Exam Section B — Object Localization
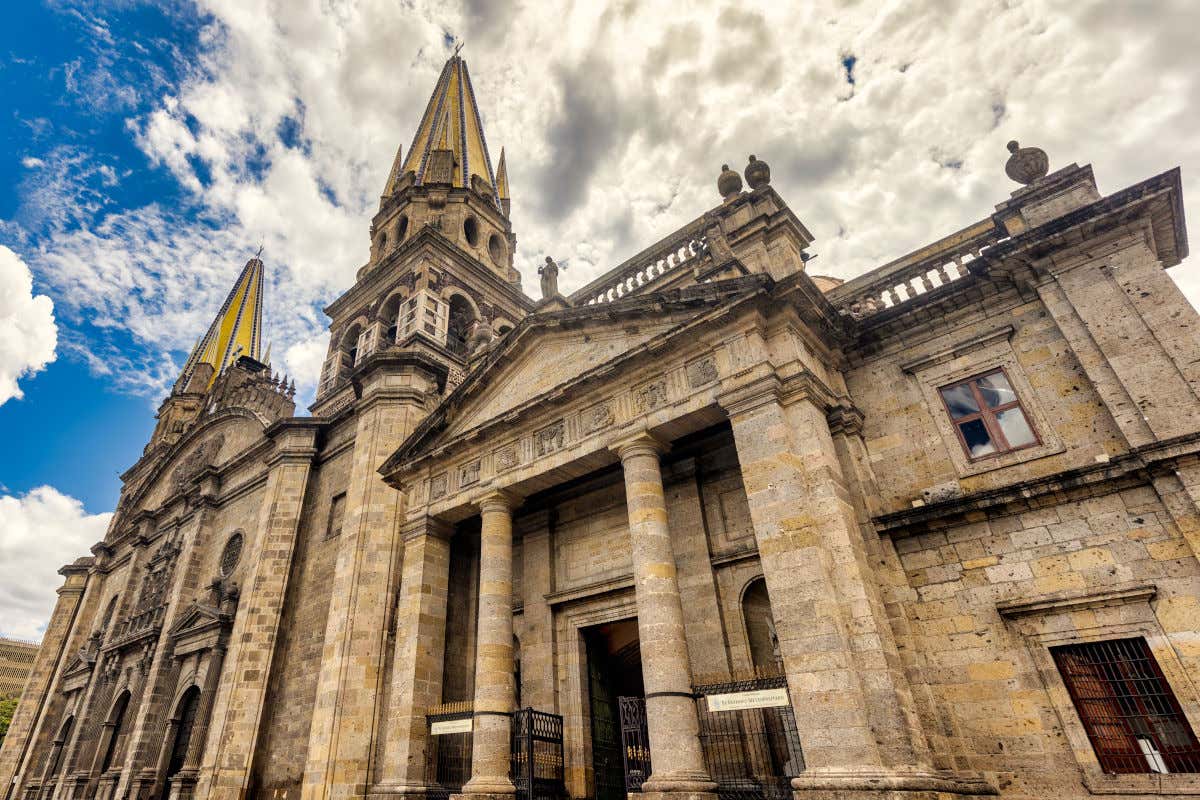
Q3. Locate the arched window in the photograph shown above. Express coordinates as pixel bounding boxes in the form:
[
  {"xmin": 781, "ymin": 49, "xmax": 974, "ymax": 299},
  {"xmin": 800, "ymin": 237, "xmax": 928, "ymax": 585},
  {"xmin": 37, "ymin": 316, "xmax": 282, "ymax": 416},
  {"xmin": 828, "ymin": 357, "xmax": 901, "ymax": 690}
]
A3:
[
  {"xmin": 100, "ymin": 596, "xmax": 118, "ymax": 633},
  {"xmin": 488, "ymin": 234, "xmax": 505, "ymax": 265},
  {"xmin": 343, "ymin": 324, "xmax": 362, "ymax": 369},
  {"xmin": 446, "ymin": 295, "xmax": 476, "ymax": 358},
  {"xmin": 101, "ymin": 690, "xmax": 131, "ymax": 772},
  {"xmin": 381, "ymin": 294, "xmax": 404, "ymax": 344},
  {"xmin": 463, "ymin": 215, "xmax": 480, "ymax": 247},
  {"xmin": 742, "ymin": 578, "xmax": 781, "ymax": 670},
  {"xmin": 165, "ymin": 687, "xmax": 201, "ymax": 783},
  {"xmin": 46, "ymin": 715, "xmax": 74, "ymax": 777},
  {"xmin": 397, "ymin": 215, "xmax": 409, "ymax": 242}
]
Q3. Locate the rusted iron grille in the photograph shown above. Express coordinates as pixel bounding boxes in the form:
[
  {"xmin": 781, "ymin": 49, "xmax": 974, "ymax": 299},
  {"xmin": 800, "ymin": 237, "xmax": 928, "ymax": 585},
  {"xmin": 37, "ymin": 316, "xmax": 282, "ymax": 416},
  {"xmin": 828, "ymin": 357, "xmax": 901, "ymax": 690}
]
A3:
[
  {"xmin": 511, "ymin": 708, "xmax": 565, "ymax": 800},
  {"xmin": 618, "ymin": 696, "xmax": 651, "ymax": 792},
  {"xmin": 694, "ymin": 674, "xmax": 805, "ymax": 800},
  {"xmin": 1052, "ymin": 637, "xmax": 1200, "ymax": 774}
]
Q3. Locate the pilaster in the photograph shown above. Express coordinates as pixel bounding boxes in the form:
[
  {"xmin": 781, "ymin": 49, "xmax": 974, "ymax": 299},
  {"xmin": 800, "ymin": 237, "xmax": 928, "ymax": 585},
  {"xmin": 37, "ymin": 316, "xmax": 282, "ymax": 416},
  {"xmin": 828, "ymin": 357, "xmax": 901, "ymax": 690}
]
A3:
[
  {"xmin": 302, "ymin": 357, "xmax": 440, "ymax": 800},
  {"xmin": 719, "ymin": 380, "xmax": 993, "ymax": 798},
  {"xmin": 0, "ymin": 562, "xmax": 91, "ymax": 799},
  {"xmin": 198, "ymin": 421, "xmax": 318, "ymax": 800}
]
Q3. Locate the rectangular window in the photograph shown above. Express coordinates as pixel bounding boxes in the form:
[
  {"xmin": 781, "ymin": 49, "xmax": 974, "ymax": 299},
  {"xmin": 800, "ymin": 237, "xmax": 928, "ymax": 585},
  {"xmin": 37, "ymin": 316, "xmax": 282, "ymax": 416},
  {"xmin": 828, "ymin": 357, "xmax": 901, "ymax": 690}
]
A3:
[
  {"xmin": 939, "ymin": 368, "xmax": 1038, "ymax": 459},
  {"xmin": 327, "ymin": 492, "xmax": 347, "ymax": 539},
  {"xmin": 1052, "ymin": 638, "xmax": 1200, "ymax": 774}
]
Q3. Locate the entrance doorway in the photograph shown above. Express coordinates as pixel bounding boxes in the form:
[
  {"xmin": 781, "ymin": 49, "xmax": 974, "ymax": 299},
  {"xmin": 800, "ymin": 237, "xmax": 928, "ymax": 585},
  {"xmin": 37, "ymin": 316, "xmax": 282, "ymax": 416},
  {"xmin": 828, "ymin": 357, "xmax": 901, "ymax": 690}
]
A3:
[{"xmin": 584, "ymin": 619, "xmax": 645, "ymax": 800}]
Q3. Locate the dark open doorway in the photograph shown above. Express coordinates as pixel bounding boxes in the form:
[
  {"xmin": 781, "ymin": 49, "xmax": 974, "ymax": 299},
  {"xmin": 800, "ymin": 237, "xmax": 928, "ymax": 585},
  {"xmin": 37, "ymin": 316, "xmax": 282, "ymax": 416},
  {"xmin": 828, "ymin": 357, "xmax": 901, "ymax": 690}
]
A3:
[{"xmin": 585, "ymin": 619, "xmax": 644, "ymax": 800}]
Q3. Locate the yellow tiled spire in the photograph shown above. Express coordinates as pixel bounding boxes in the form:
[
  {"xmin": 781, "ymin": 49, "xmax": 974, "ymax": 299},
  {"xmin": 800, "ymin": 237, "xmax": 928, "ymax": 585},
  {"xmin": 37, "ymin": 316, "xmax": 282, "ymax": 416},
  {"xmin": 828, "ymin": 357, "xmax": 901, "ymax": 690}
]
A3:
[
  {"xmin": 495, "ymin": 147, "xmax": 509, "ymax": 201},
  {"xmin": 176, "ymin": 256, "xmax": 265, "ymax": 390},
  {"xmin": 399, "ymin": 54, "xmax": 503, "ymax": 209}
]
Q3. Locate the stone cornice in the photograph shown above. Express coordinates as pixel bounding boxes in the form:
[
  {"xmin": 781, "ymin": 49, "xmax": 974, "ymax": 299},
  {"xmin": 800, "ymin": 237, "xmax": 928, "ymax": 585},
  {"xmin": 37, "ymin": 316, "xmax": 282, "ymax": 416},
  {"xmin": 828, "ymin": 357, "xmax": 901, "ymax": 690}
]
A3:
[
  {"xmin": 997, "ymin": 583, "xmax": 1156, "ymax": 619},
  {"xmin": 716, "ymin": 367, "xmax": 840, "ymax": 419},
  {"xmin": 875, "ymin": 430, "xmax": 1200, "ymax": 535},
  {"xmin": 400, "ymin": 515, "xmax": 455, "ymax": 543}
]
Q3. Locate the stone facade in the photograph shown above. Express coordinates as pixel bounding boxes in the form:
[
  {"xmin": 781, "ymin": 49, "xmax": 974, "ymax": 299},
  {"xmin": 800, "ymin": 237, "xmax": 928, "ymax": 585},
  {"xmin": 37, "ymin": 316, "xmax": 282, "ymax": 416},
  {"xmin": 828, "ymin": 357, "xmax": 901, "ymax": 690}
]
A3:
[{"xmin": 3, "ymin": 56, "xmax": 1200, "ymax": 800}]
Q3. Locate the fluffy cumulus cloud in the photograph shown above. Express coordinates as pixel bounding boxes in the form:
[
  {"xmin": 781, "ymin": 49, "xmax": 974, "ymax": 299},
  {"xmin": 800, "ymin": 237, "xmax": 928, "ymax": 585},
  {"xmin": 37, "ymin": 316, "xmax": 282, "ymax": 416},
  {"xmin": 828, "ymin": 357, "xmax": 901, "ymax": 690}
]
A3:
[
  {"xmin": 0, "ymin": 246, "xmax": 57, "ymax": 406},
  {"xmin": 14, "ymin": 0, "xmax": 1200, "ymax": 404},
  {"xmin": 0, "ymin": 487, "xmax": 112, "ymax": 641}
]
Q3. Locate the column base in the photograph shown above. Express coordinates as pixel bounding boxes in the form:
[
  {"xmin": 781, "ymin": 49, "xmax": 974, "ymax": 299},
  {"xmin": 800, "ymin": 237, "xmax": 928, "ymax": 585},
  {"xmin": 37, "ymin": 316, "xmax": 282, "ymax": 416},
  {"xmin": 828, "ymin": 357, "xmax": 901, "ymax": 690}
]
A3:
[
  {"xmin": 368, "ymin": 784, "xmax": 439, "ymax": 800},
  {"xmin": 641, "ymin": 770, "xmax": 718, "ymax": 798},
  {"xmin": 791, "ymin": 768, "xmax": 996, "ymax": 799}
]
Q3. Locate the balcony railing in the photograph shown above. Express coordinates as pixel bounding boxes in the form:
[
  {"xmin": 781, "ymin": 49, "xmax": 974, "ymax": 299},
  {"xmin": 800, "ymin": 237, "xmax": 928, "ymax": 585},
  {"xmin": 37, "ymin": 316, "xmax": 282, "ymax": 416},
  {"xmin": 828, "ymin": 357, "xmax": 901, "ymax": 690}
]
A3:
[
  {"xmin": 569, "ymin": 217, "xmax": 710, "ymax": 306},
  {"xmin": 828, "ymin": 219, "xmax": 1005, "ymax": 320}
]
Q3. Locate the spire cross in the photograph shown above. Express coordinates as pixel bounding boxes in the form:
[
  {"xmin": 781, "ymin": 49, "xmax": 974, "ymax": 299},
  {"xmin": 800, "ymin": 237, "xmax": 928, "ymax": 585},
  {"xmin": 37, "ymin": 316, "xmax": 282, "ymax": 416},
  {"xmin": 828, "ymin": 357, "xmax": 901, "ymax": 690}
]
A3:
[
  {"xmin": 454, "ymin": 39, "xmax": 465, "ymax": 56},
  {"xmin": 255, "ymin": 243, "xmax": 265, "ymax": 260}
]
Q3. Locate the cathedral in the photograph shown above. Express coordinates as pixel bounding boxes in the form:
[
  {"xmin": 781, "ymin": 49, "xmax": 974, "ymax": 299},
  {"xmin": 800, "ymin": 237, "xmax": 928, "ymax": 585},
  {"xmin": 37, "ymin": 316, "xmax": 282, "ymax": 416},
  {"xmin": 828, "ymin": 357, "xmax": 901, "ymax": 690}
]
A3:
[{"xmin": 4, "ymin": 53, "xmax": 1200, "ymax": 800}]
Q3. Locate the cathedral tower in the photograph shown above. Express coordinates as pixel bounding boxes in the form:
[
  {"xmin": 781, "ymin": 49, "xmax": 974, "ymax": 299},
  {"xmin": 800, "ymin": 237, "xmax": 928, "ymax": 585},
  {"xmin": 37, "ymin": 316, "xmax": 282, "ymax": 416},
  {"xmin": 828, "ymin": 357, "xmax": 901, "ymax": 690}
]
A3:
[
  {"xmin": 313, "ymin": 53, "xmax": 533, "ymax": 412},
  {"xmin": 149, "ymin": 255, "xmax": 283, "ymax": 449}
]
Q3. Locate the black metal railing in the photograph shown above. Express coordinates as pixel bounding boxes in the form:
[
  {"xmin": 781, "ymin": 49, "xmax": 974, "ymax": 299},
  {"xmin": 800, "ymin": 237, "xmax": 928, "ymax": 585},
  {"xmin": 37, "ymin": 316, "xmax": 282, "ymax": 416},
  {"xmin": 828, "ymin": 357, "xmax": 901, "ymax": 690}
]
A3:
[
  {"xmin": 425, "ymin": 705, "xmax": 566, "ymax": 800},
  {"xmin": 618, "ymin": 697, "xmax": 652, "ymax": 792},
  {"xmin": 694, "ymin": 672, "xmax": 804, "ymax": 800},
  {"xmin": 511, "ymin": 709, "xmax": 565, "ymax": 800},
  {"xmin": 426, "ymin": 702, "xmax": 474, "ymax": 800}
]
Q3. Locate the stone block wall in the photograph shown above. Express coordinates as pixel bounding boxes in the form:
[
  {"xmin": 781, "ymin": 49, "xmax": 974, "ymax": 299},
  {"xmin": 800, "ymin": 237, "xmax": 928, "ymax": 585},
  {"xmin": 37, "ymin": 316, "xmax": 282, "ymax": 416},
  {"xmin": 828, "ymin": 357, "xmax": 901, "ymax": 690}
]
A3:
[{"xmin": 891, "ymin": 483, "xmax": 1200, "ymax": 798}]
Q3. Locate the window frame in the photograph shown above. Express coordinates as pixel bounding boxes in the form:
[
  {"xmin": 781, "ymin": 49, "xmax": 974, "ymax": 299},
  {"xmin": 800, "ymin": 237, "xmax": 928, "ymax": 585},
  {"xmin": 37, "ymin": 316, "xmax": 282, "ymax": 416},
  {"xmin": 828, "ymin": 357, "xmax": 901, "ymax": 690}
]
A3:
[
  {"xmin": 938, "ymin": 367, "xmax": 1040, "ymax": 461},
  {"xmin": 326, "ymin": 492, "xmax": 347, "ymax": 540},
  {"xmin": 1051, "ymin": 637, "xmax": 1200, "ymax": 775}
]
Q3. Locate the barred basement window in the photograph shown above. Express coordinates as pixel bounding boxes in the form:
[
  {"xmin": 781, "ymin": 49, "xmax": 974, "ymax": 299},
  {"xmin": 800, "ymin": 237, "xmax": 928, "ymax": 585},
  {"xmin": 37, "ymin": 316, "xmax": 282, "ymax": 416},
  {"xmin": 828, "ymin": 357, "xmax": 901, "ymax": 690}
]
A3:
[
  {"xmin": 1052, "ymin": 638, "xmax": 1200, "ymax": 774},
  {"xmin": 938, "ymin": 368, "xmax": 1038, "ymax": 459}
]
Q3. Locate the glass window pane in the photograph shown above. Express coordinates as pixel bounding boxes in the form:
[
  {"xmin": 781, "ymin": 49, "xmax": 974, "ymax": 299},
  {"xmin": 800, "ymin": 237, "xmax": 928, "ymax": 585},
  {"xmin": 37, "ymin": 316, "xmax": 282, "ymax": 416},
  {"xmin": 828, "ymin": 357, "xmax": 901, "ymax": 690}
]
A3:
[
  {"xmin": 996, "ymin": 407, "xmax": 1036, "ymax": 448},
  {"xmin": 976, "ymin": 372, "xmax": 1017, "ymax": 408},
  {"xmin": 940, "ymin": 384, "xmax": 980, "ymax": 418},
  {"xmin": 958, "ymin": 418, "xmax": 996, "ymax": 457}
]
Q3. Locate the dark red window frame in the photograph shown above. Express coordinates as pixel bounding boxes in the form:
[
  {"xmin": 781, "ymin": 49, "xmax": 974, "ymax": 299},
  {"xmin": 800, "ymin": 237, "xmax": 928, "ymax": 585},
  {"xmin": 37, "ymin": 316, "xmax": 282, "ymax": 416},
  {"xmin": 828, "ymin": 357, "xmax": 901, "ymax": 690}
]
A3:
[
  {"xmin": 938, "ymin": 368, "xmax": 1039, "ymax": 460},
  {"xmin": 1052, "ymin": 637, "xmax": 1200, "ymax": 774}
]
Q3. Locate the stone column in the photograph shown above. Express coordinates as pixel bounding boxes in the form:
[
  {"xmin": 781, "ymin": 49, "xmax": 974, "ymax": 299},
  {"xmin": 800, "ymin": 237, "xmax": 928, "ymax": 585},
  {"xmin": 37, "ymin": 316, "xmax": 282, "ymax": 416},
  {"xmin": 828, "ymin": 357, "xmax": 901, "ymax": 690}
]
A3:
[
  {"xmin": 612, "ymin": 433, "xmax": 716, "ymax": 800},
  {"xmin": 721, "ymin": 379, "xmax": 991, "ymax": 799},
  {"xmin": 374, "ymin": 516, "xmax": 453, "ymax": 798},
  {"xmin": 456, "ymin": 491, "xmax": 520, "ymax": 800}
]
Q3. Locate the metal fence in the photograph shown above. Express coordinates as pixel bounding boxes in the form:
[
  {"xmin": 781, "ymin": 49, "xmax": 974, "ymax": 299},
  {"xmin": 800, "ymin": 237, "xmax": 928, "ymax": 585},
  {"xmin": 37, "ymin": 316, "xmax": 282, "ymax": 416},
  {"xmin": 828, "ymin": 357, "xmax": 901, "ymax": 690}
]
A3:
[
  {"xmin": 426, "ymin": 703, "xmax": 474, "ymax": 800},
  {"xmin": 511, "ymin": 709, "xmax": 566, "ymax": 800},
  {"xmin": 694, "ymin": 672, "xmax": 804, "ymax": 800},
  {"xmin": 425, "ymin": 705, "xmax": 565, "ymax": 800}
]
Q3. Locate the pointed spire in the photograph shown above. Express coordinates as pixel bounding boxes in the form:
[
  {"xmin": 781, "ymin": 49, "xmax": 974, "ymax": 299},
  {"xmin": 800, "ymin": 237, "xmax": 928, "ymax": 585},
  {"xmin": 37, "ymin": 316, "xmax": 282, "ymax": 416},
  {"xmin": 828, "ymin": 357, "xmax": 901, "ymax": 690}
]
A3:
[
  {"xmin": 381, "ymin": 143, "xmax": 405, "ymax": 200},
  {"xmin": 176, "ymin": 255, "xmax": 266, "ymax": 391},
  {"xmin": 496, "ymin": 147, "xmax": 510, "ymax": 215},
  {"xmin": 398, "ymin": 53, "xmax": 503, "ymax": 210}
]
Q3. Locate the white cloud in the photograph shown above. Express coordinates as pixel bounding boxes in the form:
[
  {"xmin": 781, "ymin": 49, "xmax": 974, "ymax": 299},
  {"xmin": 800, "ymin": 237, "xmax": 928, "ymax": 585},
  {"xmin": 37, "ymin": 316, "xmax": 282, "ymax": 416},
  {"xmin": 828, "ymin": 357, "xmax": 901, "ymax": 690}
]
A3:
[
  {"xmin": 12, "ymin": 0, "xmax": 1200, "ymax": 407},
  {"xmin": 0, "ymin": 246, "xmax": 57, "ymax": 405},
  {"xmin": 0, "ymin": 486, "xmax": 111, "ymax": 642}
]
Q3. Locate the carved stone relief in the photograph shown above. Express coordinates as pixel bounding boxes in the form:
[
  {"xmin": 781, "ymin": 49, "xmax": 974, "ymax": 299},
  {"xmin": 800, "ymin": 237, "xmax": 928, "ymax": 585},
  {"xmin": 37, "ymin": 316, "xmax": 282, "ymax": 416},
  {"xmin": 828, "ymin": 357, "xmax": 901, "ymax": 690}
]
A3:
[
  {"xmin": 634, "ymin": 380, "xmax": 668, "ymax": 413},
  {"xmin": 686, "ymin": 357, "xmax": 718, "ymax": 388},
  {"xmin": 535, "ymin": 421, "xmax": 565, "ymax": 457}
]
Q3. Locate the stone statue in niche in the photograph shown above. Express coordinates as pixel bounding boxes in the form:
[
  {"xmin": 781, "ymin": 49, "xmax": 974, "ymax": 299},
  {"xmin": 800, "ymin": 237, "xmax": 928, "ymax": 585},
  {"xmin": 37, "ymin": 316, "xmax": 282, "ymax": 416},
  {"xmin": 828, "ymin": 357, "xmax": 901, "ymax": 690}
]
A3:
[{"xmin": 538, "ymin": 256, "xmax": 563, "ymax": 300}]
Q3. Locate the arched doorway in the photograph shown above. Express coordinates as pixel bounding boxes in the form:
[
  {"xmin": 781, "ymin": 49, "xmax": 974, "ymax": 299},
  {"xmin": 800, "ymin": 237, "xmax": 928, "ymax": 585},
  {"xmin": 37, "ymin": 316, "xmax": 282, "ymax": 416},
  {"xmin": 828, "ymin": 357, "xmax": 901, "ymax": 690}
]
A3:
[
  {"xmin": 162, "ymin": 687, "xmax": 201, "ymax": 799},
  {"xmin": 742, "ymin": 577, "xmax": 782, "ymax": 670}
]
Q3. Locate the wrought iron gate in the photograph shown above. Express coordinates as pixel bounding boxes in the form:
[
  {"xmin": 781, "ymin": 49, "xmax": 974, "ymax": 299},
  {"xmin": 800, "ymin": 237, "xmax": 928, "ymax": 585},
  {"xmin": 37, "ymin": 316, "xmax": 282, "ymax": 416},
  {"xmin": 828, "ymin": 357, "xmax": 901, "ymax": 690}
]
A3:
[
  {"xmin": 426, "ymin": 703, "xmax": 474, "ymax": 800},
  {"xmin": 511, "ymin": 708, "xmax": 565, "ymax": 800},
  {"xmin": 694, "ymin": 673, "xmax": 804, "ymax": 800},
  {"xmin": 618, "ymin": 696, "xmax": 652, "ymax": 792}
]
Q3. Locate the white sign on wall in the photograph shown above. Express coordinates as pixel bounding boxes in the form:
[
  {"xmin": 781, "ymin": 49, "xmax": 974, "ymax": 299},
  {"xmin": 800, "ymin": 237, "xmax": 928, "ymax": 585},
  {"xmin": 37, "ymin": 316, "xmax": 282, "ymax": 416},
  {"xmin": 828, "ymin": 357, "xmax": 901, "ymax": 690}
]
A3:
[
  {"xmin": 430, "ymin": 717, "xmax": 473, "ymax": 735},
  {"xmin": 705, "ymin": 688, "xmax": 790, "ymax": 712}
]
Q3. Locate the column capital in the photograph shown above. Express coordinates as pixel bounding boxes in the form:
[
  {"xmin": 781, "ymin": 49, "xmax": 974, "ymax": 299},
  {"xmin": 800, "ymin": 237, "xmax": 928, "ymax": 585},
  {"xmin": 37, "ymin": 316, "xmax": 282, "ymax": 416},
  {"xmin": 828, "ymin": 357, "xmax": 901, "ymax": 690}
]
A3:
[
  {"xmin": 611, "ymin": 431, "xmax": 669, "ymax": 462},
  {"xmin": 717, "ymin": 369, "xmax": 837, "ymax": 420},
  {"xmin": 476, "ymin": 489, "xmax": 522, "ymax": 515},
  {"xmin": 400, "ymin": 515, "xmax": 455, "ymax": 543}
]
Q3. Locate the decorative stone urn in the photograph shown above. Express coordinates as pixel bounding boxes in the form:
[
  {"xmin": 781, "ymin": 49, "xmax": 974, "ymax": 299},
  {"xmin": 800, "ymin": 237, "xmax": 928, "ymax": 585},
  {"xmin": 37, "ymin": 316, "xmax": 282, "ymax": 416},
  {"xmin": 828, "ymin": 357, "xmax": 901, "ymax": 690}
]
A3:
[
  {"xmin": 1004, "ymin": 140, "xmax": 1049, "ymax": 185},
  {"xmin": 744, "ymin": 154, "xmax": 771, "ymax": 189},
  {"xmin": 718, "ymin": 164, "xmax": 743, "ymax": 199}
]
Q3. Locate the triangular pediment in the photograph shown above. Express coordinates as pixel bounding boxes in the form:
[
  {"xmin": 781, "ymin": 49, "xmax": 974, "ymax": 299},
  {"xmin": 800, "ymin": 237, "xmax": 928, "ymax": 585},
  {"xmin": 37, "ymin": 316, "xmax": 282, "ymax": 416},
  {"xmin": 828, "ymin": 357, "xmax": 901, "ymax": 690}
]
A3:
[
  {"xmin": 382, "ymin": 276, "xmax": 772, "ymax": 473},
  {"xmin": 168, "ymin": 602, "xmax": 223, "ymax": 638}
]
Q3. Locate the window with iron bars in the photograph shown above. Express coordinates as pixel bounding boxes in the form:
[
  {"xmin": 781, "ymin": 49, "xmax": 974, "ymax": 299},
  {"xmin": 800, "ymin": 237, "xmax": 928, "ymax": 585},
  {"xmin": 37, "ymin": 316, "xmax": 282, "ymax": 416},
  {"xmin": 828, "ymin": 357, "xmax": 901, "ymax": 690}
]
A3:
[{"xmin": 1052, "ymin": 637, "xmax": 1200, "ymax": 774}]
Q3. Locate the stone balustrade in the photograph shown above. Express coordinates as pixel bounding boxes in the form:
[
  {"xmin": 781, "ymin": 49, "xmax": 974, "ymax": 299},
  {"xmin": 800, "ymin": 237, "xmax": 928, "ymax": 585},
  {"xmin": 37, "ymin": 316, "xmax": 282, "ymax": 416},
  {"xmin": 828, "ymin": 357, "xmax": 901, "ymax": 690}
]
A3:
[
  {"xmin": 569, "ymin": 218, "xmax": 709, "ymax": 306},
  {"xmin": 828, "ymin": 219, "xmax": 1006, "ymax": 320}
]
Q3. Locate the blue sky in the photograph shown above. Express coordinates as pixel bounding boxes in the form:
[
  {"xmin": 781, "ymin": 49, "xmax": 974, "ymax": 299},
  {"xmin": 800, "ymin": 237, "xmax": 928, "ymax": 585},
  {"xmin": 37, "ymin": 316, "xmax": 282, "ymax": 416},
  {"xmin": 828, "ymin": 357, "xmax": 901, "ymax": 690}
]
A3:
[{"xmin": 1, "ymin": 0, "xmax": 1198, "ymax": 640}]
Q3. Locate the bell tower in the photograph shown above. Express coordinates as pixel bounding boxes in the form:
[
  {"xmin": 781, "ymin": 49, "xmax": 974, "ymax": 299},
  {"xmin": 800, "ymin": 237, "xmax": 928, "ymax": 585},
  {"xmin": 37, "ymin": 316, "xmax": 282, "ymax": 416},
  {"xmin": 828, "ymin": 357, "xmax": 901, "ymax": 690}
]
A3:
[{"xmin": 312, "ymin": 53, "xmax": 533, "ymax": 412}]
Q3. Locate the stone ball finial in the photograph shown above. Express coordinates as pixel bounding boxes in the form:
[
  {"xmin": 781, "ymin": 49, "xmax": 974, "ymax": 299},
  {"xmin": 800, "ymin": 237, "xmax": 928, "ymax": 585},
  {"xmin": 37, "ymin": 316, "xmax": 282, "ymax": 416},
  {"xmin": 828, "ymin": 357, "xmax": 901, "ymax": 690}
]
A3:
[
  {"xmin": 744, "ymin": 154, "xmax": 771, "ymax": 190},
  {"xmin": 718, "ymin": 163, "xmax": 743, "ymax": 199},
  {"xmin": 1004, "ymin": 140, "xmax": 1049, "ymax": 185}
]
